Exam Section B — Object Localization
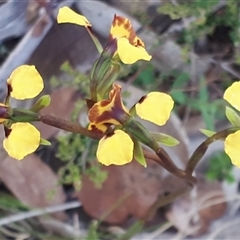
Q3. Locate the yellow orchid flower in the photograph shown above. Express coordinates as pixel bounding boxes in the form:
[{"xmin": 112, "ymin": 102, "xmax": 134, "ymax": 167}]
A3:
[
  {"xmin": 88, "ymin": 84, "xmax": 174, "ymax": 165},
  {"xmin": 109, "ymin": 15, "xmax": 152, "ymax": 64},
  {"xmin": 57, "ymin": 7, "xmax": 151, "ymax": 64},
  {"xmin": 88, "ymin": 83, "xmax": 130, "ymax": 133},
  {"xmin": 223, "ymin": 81, "xmax": 240, "ymax": 167},
  {"xmin": 0, "ymin": 65, "xmax": 43, "ymax": 160}
]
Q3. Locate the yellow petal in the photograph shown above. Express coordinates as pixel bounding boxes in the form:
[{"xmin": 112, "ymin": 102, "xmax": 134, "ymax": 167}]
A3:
[
  {"xmin": 57, "ymin": 6, "xmax": 91, "ymax": 27},
  {"xmin": 223, "ymin": 81, "xmax": 240, "ymax": 112},
  {"xmin": 136, "ymin": 92, "xmax": 174, "ymax": 126},
  {"xmin": 117, "ymin": 38, "xmax": 152, "ymax": 64},
  {"xmin": 3, "ymin": 122, "xmax": 40, "ymax": 160},
  {"xmin": 97, "ymin": 130, "xmax": 133, "ymax": 166},
  {"xmin": 224, "ymin": 131, "xmax": 240, "ymax": 168},
  {"xmin": 7, "ymin": 65, "xmax": 44, "ymax": 100}
]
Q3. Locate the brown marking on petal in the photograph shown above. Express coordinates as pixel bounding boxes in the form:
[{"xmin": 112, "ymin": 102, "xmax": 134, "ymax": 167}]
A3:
[
  {"xmin": 112, "ymin": 14, "xmax": 118, "ymax": 28},
  {"xmin": 88, "ymin": 84, "xmax": 130, "ymax": 127},
  {"xmin": 105, "ymin": 131, "xmax": 115, "ymax": 138},
  {"xmin": 90, "ymin": 124, "xmax": 106, "ymax": 134},
  {"xmin": 97, "ymin": 110, "xmax": 118, "ymax": 124},
  {"xmin": 86, "ymin": 98, "xmax": 96, "ymax": 109},
  {"xmin": 4, "ymin": 126, "xmax": 12, "ymax": 138},
  {"xmin": 88, "ymin": 104, "xmax": 101, "ymax": 122},
  {"xmin": 109, "ymin": 84, "xmax": 121, "ymax": 100},
  {"xmin": 138, "ymin": 95, "xmax": 147, "ymax": 104},
  {"xmin": 135, "ymin": 37, "xmax": 145, "ymax": 47},
  {"xmin": 110, "ymin": 15, "xmax": 139, "ymax": 46},
  {"xmin": 99, "ymin": 100, "xmax": 111, "ymax": 107},
  {"xmin": 88, "ymin": 100, "xmax": 111, "ymax": 122},
  {"xmin": 124, "ymin": 21, "xmax": 131, "ymax": 32},
  {"xmin": 7, "ymin": 83, "xmax": 12, "ymax": 96}
]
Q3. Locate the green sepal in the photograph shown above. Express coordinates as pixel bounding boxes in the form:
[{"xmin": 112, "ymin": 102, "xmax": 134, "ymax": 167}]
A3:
[
  {"xmin": 129, "ymin": 104, "xmax": 136, "ymax": 116},
  {"xmin": 133, "ymin": 138, "xmax": 147, "ymax": 167},
  {"xmin": 11, "ymin": 108, "xmax": 39, "ymax": 122},
  {"xmin": 40, "ymin": 138, "xmax": 51, "ymax": 146},
  {"xmin": 90, "ymin": 40, "xmax": 121, "ymax": 101},
  {"xmin": 97, "ymin": 60, "xmax": 121, "ymax": 99},
  {"xmin": 199, "ymin": 129, "xmax": 216, "ymax": 137},
  {"xmin": 124, "ymin": 118, "xmax": 159, "ymax": 151},
  {"xmin": 225, "ymin": 106, "xmax": 240, "ymax": 127},
  {"xmin": 31, "ymin": 95, "xmax": 51, "ymax": 112},
  {"xmin": 151, "ymin": 132, "xmax": 179, "ymax": 146}
]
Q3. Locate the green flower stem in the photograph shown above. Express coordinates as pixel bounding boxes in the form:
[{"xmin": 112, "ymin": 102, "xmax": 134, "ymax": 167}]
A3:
[
  {"xmin": 126, "ymin": 119, "xmax": 196, "ymax": 185},
  {"xmin": 143, "ymin": 149, "xmax": 196, "ymax": 185},
  {"xmin": 39, "ymin": 114, "xmax": 103, "ymax": 140},
  {"xmin": 186, "ymin": 127, "xmax": 240, "ymax": 175},
  {"xmin": 86, "ymin": 27, "xmax": 103, "ymax": 54},
  {"xmin": 11, "ymin": 108, "xmax": 39, "ymax": 122}
]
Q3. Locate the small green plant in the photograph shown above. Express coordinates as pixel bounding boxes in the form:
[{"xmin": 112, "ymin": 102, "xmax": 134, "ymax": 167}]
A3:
[{"xmin": 206, "ymin": 151, "xmax": 235, "ymax": 183}]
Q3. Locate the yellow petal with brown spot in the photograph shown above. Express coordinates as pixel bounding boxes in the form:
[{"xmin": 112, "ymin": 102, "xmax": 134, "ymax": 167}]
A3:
[
  {"xmin": 136, "ymin": 92, "xmax": 174, "ymax": 126},
  {"xmin": 3, "ymin": 122, "xmax": 40, "ymax": 160},
  {"xmin": 117, "ymin": 38, "xmax": 151, "ymax": 64},
  {"xmin": 7, "ymin": 65, "xmax": 43, "ymax": 100},
  {"xmin": 97, "ymin": 130, "xmax": 133, "ymax": 166}
]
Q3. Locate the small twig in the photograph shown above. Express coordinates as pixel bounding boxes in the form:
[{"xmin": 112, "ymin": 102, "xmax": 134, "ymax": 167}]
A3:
[{"xmin": 0, "ymin": 201, "xmax": 81, "ymax": 226}]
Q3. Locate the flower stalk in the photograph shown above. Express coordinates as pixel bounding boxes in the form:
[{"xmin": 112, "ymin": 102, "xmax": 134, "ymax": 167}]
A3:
[
  {"xmin": 186, "ymin": 127, "xmax": 240, "ymax": 175},
  {"xmin": 39, "ymin": 114, "xmax": 102, "ymax": 140}
]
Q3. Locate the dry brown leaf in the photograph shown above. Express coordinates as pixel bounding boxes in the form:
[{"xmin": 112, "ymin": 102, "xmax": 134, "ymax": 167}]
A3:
[
  {"xmin": 165, "ymin": 175, "xmax": 226, "ymax": 237},
  {"xmin": 78, "ymin": 159, "xmax": 163, "ymax": 224},
  {"xmin": 0, "ymin": 154, "xmax": 67, "ymax": 220},
  {"xmin": 36, "ymin": 87, "xmax": 80, "ymax": 139}
]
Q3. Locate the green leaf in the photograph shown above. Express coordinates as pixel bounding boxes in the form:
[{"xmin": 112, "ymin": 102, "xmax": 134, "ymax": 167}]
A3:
[
  {"xmin": 0, "ymin": 193, "xmax": 28, "ymax": 210},
  {"xmin": 133, "ymin": 138, "xmax": 147, "ymax": 167},
  {"xmin": 31, "ymin": 95, "xmax": 51, "ymax": 112},
  {"xmin": 40, "ymin": 138, "xmax": 51, "ymax": 146},
  {"xmin": 225, "ymin": 106, "xmax": 240, "ymax": 127},
  {"xmin": 199, "ymin": 129, "xmax": 216, "ymax": 137},
  {"xmin": 205, "ymin": 151, "xmax": 235, "ymax": 183},
  {"xmin": 86, "ymin": 221, "xmax": 99, "ymax": 240},
  {"xmin": 151, "ymin": 132, "xmax": 179, "ymax": 146}
]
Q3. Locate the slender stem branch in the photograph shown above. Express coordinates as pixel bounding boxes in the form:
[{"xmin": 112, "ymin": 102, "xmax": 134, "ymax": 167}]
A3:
[
  {"xmin": 39, "ymin": 114, "xmax": 102, "ymax": 140},
  {"xmin": 186, "ymin": 127, "xmax": 240, "ymax": 175},
  {"xmin": 143, "ymin": 149, "xmax": 196, "ymax": 222},
  {"xmin": 143, "ymin": 182, "xmax": 192, "ymax": 222},
  {"xmin": 144, "ymin": 148, "xmax": 196, "ymax": 186}
]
